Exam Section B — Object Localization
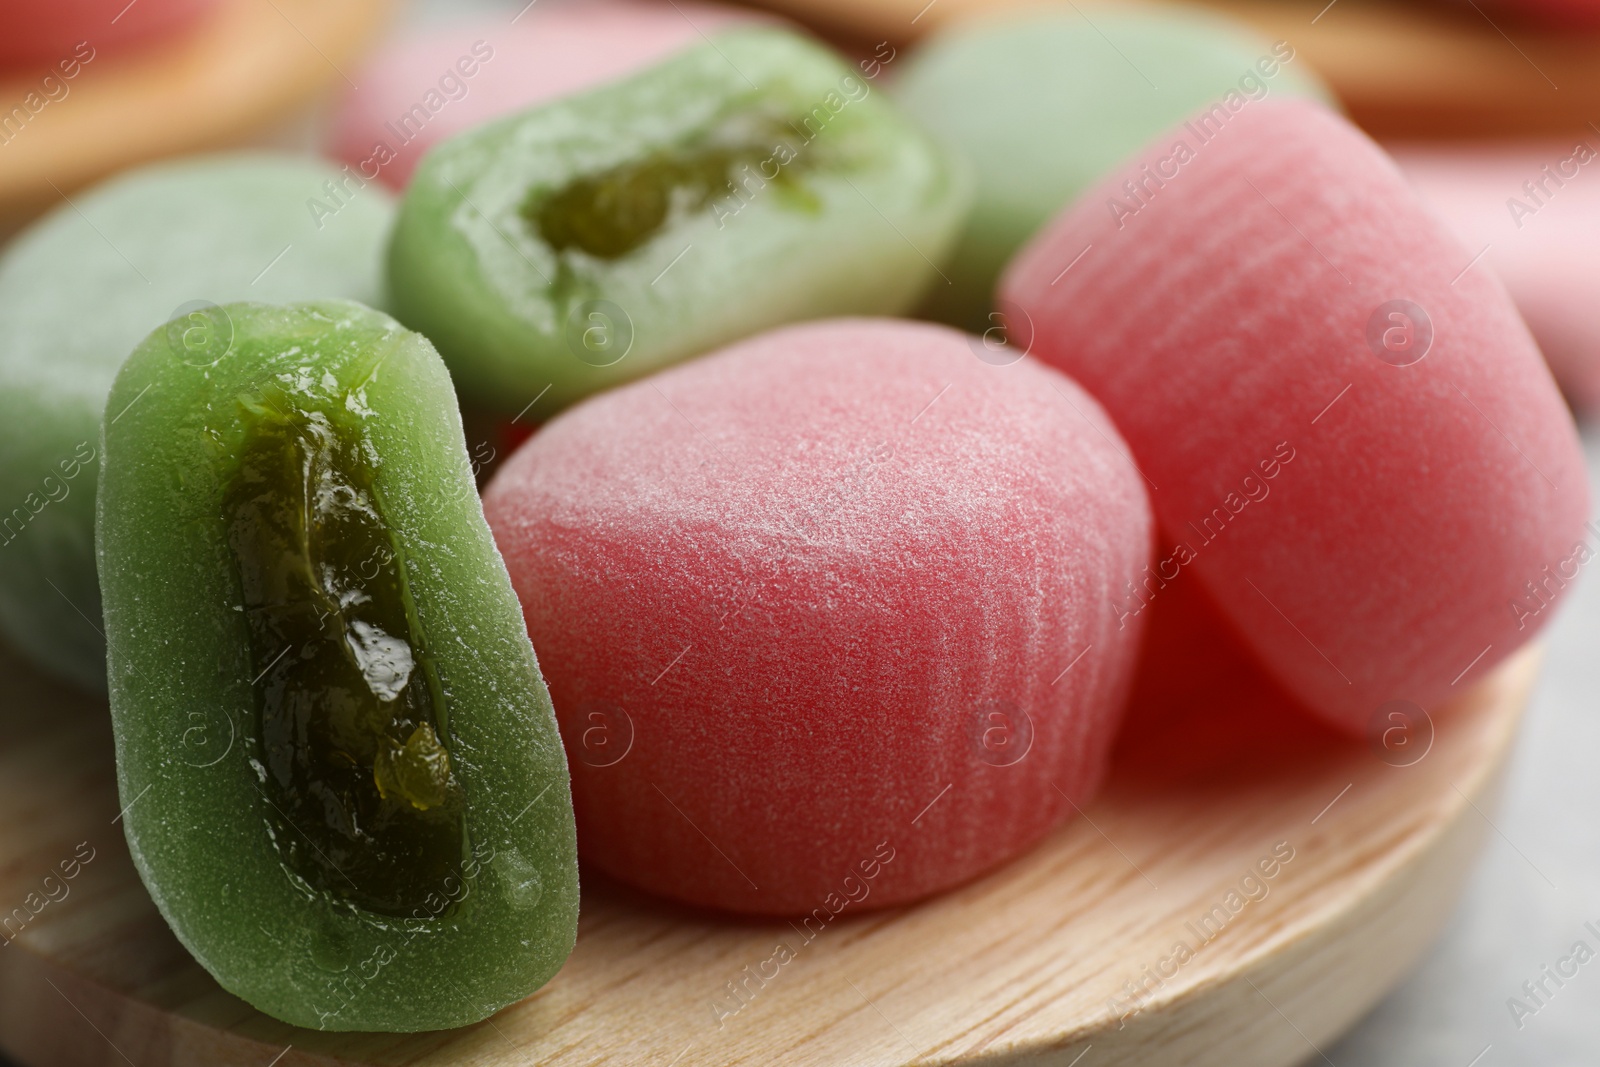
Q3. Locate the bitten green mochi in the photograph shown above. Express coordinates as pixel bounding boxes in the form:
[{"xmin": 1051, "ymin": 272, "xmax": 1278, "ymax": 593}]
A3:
[
  {"xmin": 97, "ymin": 300, "xmax": 578, "ymax": 1032},
  {"xmin": 387, "ymin": 26, "xmax": 971, "ymax": 412},
  {"xmin": 892, "ymin": 5, "xmax": 1332, "ymax": 330},
  {"xmin": 0, "ymin": 154, "xmax": 392, "ymax": 692}
]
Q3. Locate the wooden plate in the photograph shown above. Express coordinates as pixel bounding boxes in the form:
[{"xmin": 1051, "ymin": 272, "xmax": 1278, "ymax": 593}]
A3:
[
  {"xmin": 755, "ymin": 0, "xmax": 1600, "ymax": 138},
  {"xmin": 0, "ymin": 0, "xmax": 391, "ymax": 223},
  {"xmin": 0, "ymin": 640, "xmax": 1537, "ymax": 1066}
]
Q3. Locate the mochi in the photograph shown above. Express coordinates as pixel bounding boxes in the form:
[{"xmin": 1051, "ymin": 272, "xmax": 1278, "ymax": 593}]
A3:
[
  {"xmin": 891, "ymin": 5, "xmax": 1330, "ymax": 331},
  {"xmin": 1115, "ymin": 566, "xmax": 1342, "ymax": 781},
  {"xmin": 1001, "ymin": 99, "xmax": 1588, "ymax": 731},
  {"xmin": 388, "ymin": 27, "xmax": 970, "ymax": 413},
  {"xmin": 483, "ymin": 318, "xmax": 1152, "ymax": 914},
  {"xmin": 326, "ymin": 0, "xmax": 762, "ymax": 190},
  {"xmin": 1394, "ymin": 140, "xmax": 1600, "ymax": 415},
  {"xmin": 99, "ymin": 301, "xmax": 578, "ymax": 1032},
  {"xmin": 0, "ymin": 154, "xmax": 392, "ymax": 690}
]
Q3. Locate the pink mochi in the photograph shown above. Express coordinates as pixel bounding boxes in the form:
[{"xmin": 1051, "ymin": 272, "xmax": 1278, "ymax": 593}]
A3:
[
  {"xmin": 1393, "ymin": 140, "xmax": 1600, "ymax": 415},
  {"xmin": 326, "ymin": 0, "xmax": 760, "ymax": 190},
  {"xmin": 483, "ymin": 319, "xmax": 1153, "ymax": 915},
  {"xmin": 1001, "ymin": 98, "xmax": 1588, "ymax": 734},
  {"xmin": 1115, "ymin": 566, "xmax": 1342, "ymax": 781}
]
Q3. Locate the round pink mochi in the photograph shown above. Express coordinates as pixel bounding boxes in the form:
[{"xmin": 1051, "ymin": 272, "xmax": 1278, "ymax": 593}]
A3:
[
  {"xmin": 326, "ymin": 0, "xmax": 760, "ymax": 190},
  {"xmin": 1001, "ymin": 98, "xmax": 1588, "ymax": 734},
  {"xmin": 483, "ymin": 319, "xmax": 1153, "ymax": 915},
  {"xmin": 1393, "ymin": 140, "xmax": 1600, "ymax": 415}
]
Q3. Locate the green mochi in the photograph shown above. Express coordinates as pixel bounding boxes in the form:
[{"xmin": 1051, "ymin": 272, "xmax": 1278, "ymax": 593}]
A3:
[
  {"xmin": 97, "ymin": 300, "xmax": 578, "ymax": 1032},
  {"xmin": 892, "ymin": 5, "xmax": 1334, "ymax": 330},
  {"xmin": 388, "ymin": 26, "xmax": 971, "ymax": 412},
  {"xmin": 0, "ymin": 154, "xmax": 392, "ymax": 691}
]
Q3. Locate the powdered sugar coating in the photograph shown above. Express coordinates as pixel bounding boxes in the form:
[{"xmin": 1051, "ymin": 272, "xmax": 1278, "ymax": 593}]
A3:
[
  {"xmin": 1002, "ymin": 98, "xmax": 1588, "ymax": 731},
  {"xmin": 484, "ymin": 318, "xmax": 1153, "ymax": 914}
]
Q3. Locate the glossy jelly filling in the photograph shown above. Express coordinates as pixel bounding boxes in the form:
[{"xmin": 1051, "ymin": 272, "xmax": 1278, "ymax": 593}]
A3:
[
  {"xmin": 528, "ymin": 112, "xmax": 814, "ymax": 260},
  {"xmin": 223, "ymin": 390, "xmax": 466, "ymax": 917}
]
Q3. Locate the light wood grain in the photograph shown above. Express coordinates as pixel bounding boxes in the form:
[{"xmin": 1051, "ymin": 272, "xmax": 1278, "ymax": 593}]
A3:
[
  {"xmin": 0, "ymin": 0, "xmax": 391, "ymax": 222},
  {"xmin": 756, "ymin": 0, "xmax": 1600, "ymax": 138},
  {"xmin": 0, "ymin": 639, "xmax": 1538, "ymax": 1066}
]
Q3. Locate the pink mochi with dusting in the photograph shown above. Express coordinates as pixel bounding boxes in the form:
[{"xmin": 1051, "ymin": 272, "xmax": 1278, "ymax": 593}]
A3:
[
  {"xmin": 1001, "ymin": 98, "xmax": 1588, "ymax": 734},
  {"xmin": 327, "ymin": 0, "xmax": 760, "ymax": 190},
  {"xmin": 1394, "ymin": 140, "xmax": 1600, "ymax": 415},
  {"xmin": 483, "ymin": 319, "xmax": 1153, "ymax": 915}
]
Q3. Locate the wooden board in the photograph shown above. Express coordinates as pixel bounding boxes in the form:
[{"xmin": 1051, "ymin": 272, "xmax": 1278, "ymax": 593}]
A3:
[
  {"xmin": 757, "ymin": 0, "xmax": 1600, "ymax": 138},
  {"xmin": 0, "ymin": 639, "xmax": 1539, "ymax": 1066},
  {"xmin": 0, "ymin": 0, "xmax": 391, "ymax": 223}
]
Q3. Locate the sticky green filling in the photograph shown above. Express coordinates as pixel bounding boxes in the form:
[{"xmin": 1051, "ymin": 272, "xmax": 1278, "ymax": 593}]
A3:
[
  {"xmin": 527, "ymin": 114, "xmax": 815, "ymax": 260},
  {"xmin": 223, "ymin": 388, "xmax": 465, "ymax": 917}
]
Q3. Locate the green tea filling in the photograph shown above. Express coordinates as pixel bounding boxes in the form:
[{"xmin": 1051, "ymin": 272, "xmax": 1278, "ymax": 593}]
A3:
[
  {"xmin": 528, "ymin": 113, "xmax": 814, "ymax": 260},
  {"xmin": 223, "ymin": 389, "xmax": 465, "ymax": 917}
]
